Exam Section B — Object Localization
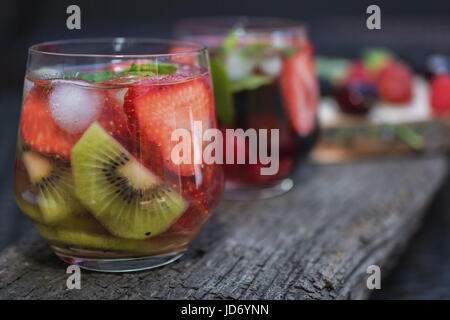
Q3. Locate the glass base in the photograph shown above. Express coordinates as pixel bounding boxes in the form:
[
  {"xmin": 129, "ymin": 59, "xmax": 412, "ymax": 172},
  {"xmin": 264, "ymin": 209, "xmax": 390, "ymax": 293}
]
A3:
[
  {"xmin": 224, "ymin": 178, "xmax": 294, "ymax": 200},
  {"xmin": 55, "ymin": 250, "xmax": 185, "ymax": 273}
]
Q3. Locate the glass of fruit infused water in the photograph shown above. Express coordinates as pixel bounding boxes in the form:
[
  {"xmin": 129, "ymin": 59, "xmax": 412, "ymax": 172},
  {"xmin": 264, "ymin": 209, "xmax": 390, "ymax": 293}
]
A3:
[
  {"xmin": 175, "ymin": 17, "xmax": 320, "ymax": 200},
  {"xmin": 14, "ymin": 38, "xmax": 224, "ymax": 272}
]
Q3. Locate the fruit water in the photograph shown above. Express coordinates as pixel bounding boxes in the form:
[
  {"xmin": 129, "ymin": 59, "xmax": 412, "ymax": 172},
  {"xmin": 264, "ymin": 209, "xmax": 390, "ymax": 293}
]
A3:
[
  {"xmin": 176, "ymin": 18, "xmax": 320, "ymax": 196},
  {"xmin": 14, "ymin": 62, "xmax": 223, "ymax": 260}
]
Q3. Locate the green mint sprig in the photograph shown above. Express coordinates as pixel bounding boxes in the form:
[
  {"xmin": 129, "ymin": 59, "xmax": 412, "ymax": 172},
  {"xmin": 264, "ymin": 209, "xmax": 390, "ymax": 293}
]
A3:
[
  {"xmin": 65, "ymin": 62, "xmax": 177, "ymax": 83},
  {"xmin": 210, "ymin": 58, "xmax": 234, "ymax": 125},
  {"xmin": 122, "ymin": 62, "xmax": 177, "ymax": 75},
  {"xmin": 229, "ymin": 74, "xmax": 274, "ymax": 92},
  {"xmin": 79, "ymin": 70, "xmax": 116, "ymax": 82}
]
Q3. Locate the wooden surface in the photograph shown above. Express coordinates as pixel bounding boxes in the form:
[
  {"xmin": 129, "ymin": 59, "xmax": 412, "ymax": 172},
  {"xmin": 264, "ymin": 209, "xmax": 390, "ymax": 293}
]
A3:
[
  {"xmin": 0, "ymin": 156, "xmax": 446, "ymax": 300},
  {"xmin": 372, "ymin": 162, "xmax": 450, "ymax": 299}
]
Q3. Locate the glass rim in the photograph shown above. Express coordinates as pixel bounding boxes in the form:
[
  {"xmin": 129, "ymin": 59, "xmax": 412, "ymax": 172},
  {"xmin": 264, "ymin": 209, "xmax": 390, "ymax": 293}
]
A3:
[
  {"xmin": 28, "ymin": 37, "xmax": 208, "ymax": 58},
  {"xmin": 175, "ymin": 16, "xmax": 307, "ymax": 36}
]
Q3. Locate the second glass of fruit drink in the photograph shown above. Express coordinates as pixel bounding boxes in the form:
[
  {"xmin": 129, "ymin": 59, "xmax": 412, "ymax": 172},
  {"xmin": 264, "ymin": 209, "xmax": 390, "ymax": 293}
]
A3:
[
  {"xmin": 14, "ymin": 38, "xmax": 223, "ymax": 272},
  {"xmin": 175, "ymin": 17, "xmax": 320, "ymax": 199}
]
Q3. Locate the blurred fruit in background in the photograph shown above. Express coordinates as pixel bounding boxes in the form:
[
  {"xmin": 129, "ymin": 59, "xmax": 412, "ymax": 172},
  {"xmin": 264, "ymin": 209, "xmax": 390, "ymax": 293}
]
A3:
[
  {"xmin": 425, "ymin": 55, "xmax": 450, "ymax": 79},
  {"xmin": 430, "ymin": 74, "xmax": 450, "ymax": 115},
  {"xmin": 376, "ymin": 61, "xmax": 413, "ymax": 104},
  {"xmin": 312, "ymin": 47, "xmax": 450, "ymax": 163},
  {"xmin": 334, "ymin": 61, "xmax": 377, "ymax": 114}
]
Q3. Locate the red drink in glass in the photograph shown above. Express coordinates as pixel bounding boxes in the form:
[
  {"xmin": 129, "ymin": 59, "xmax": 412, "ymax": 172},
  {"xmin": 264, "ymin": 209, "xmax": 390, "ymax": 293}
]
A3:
[{"xmin": 176, "ymin": 17, "xmax": 319, "ymax": 199}]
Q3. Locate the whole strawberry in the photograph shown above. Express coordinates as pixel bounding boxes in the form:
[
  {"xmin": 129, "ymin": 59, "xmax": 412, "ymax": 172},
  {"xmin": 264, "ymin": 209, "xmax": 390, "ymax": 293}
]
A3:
[
  {"xmin": 376, "ymin": 60, "xmax": 413, "ymax": 103},
  {"xmin": 430, "ymin": 74, "xmax": 450, "ymax": 115}
]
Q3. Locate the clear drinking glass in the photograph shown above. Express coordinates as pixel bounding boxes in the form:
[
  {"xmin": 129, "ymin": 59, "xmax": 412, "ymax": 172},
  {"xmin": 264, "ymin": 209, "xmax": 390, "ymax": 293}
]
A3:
[
  {"xmin": 14, "ymin": 38, "xmax": 224, "ymax": 272},
  {"xmin": 175, "ymin": 17, "xmax": 319, "ymax": 200}
]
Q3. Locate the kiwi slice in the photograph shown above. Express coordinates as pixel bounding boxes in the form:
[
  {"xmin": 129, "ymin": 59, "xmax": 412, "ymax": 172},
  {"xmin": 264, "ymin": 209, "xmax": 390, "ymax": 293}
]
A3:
[
  {"xmin": 34, "ymin": 214, "xmax": 191, "ymax": 255},
  {"xmin": 35, "ymin": 222, "xmax": 191, "ymax": 255},
  {"xmin": 22, "ymin": 150, "xmax": 85, "ymax": 224},
  {"xmin": 71, "ymin": 122, "xmax": 188, "ymax": 240},
  {"xmin": 15, "ymin": 190, "xmax": 43, "ymax": 222}
]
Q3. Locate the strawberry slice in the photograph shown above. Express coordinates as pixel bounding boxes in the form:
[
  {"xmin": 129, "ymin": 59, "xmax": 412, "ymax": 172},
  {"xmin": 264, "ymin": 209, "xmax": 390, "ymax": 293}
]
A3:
[
  {"xmin": 173, "ymin": 164, "xmax": 224, "ymax": 231},
  {"xmin": 20, "ymin": 86, "xmax": 80, "ymax": 160},
  {"xmin": 99, "ymin": 88, "xmax": 166, "ymax": 176},
  {"xmin": 182, "ymin": 164, "xmax": 223, "ymax": 214},
  {"xmin": 98, "ymin": 89, "xmax": 134, "ymax": 148},
  {"xmin": 124, "ymin": 77, "xmax": 214, "ymax": 176},
  {"xmin": 279, "ymin": 49, "xmax": 319, "ymax": 136}
]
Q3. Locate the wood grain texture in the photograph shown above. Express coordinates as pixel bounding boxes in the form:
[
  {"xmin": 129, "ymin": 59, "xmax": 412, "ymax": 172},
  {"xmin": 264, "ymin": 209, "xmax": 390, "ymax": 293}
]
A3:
[
  {"xmin": 371, "ymin": 158, "xmax": 450, "ymax": 299},
  {"xmin": 0, "ymin": 156, "xmax": 446, "ymax": 300}
]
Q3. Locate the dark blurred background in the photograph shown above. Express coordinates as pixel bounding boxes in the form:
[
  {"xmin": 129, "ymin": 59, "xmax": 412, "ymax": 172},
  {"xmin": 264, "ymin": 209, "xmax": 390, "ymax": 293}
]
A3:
[
  {"xmin": 1, "ymin": 0, "xmax": 450, "ymax": 299},
  {"xmin": 2, "ymin": 0, "xmax": 450, "ymax": 91}
]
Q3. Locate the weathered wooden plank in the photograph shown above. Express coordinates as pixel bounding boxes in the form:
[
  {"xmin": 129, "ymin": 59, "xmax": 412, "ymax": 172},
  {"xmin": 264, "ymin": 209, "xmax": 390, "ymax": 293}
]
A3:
[
  {"xmin": 0, "ymin": 156, "xmax": 446, "ymax": 300},
  {"xmin": 371, "ymin": 163, "xmax": 450, "ymax": 300}
]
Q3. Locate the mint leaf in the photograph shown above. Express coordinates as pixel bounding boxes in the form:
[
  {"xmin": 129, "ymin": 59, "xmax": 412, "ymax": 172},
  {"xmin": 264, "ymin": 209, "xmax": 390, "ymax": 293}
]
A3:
[
  {"xmin": 79, "ymin": 70, "xmax": 116, "ymax": 82},
  {"xmin": 122, "ymin": 62, "xmax": 176, "ymax": 75},
  {"xmin": 363, "ymin": 48, "xmax": 394, "ymax": 72},
  {"xmin": 283, "ymin": 47, "xmax": 296, "ymax": 58},
  {"xmin": 222, "ymin": 30, "xmax": 238, "ymax": 52},
  {"xmin": 124, "ymin": 71, "xmax": 154, "ymax": 77},
  {"xmin": 315, "ymin": 56, "xmax": 349, "ymax": 82},
  {"xmin": 210, "ymin": 58, "xmax": 235, "ymax": 125},
  {"xmin": 393, "ymin": 125, "xmax": 423, "ymax": 150},
  {"xmin": 240, "ymin": 43, "xmax": 274, "ymax": 58},
  {"xmin": 230, "ymin": 74, "xmax": 274, "ymax": 92},
  {"xmin": 65, "ymin": 61, "xmax": 177, "ymax": 83}
]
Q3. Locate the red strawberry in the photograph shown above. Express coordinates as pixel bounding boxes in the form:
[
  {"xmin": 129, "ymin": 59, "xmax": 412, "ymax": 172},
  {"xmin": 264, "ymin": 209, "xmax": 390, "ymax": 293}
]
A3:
[
  {"xmin": 346, "ymin": 61, "xmax": 373, "ymax": 82},
  {"xmin": 376, "ymin": 60, "xmax": 413, "ymax": 103},
  {"xmin": 172, "ymin": 206, "xmax": 206, "ymax": 232},
  {"xmin": 98, "ymin": 89, "xmax": 134, "ymax": 148},
  {"xmin": 430, "ymin": 74, "xmax": 450, "ymax": 115},
  {"xmin": 124, "ymin": 77, "xmax": 214, "ymax": 176},
  {"xmin": 173, "ymin": 164, "xmax": 224, "ymax": 231},
  {"xmin": 100, "ymin": 88, "xmax": 166, "ymax": 176},
  {"xmin": 123, "ymin": 84, "xmax": 148, "ymax": 137},
  {"xmin": 279, "ymin": 49, "xmax": 319, "ymax": 136},
  {"xmin": 200, "ymin": 163, "xmax": 224, "ymax": 212},
  {"xmin": 20, "ymin": 86, "xmax": 80, "ymax": 160},
  {"xmin": 181, "ymin": 164, "xmax": 223, "ymax": 214}
]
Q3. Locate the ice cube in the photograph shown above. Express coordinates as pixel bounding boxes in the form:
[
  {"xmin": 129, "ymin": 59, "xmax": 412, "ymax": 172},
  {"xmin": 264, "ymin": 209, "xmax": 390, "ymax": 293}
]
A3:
[
  {"xmin": 33, "ymin": 67, "xmax": 63, "ymax": 79},
  {"xmin": 49, "ymin": 82, "xmax": 103, "ymax": 134},
  {"xmin": 113, "ymin": 88, "xmax": 128, "ymax": 103},
  {"xmin": 259, "ymin": 57, "xmax": 282, "ymax": 77},
  {"xmin": 225, "ymin": 51, "xmax": 255, "ymax": 81}
]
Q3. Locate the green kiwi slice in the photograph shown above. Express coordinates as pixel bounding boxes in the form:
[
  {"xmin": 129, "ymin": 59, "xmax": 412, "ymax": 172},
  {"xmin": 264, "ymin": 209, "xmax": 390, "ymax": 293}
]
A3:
[
  {"xmin": 15, "ymin": 191, "xmax": 43, "ymax": 222},
  {"xmin": 21, "ymin": 150, "xmax": 86, "ymax": 224},
  {"xmin": 71, "ymin": 122, "xmax": 188, "ymax": 240},
  {"xmin": 35, "ymin": 220, "xmax": 191, "ymax": 255}
]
